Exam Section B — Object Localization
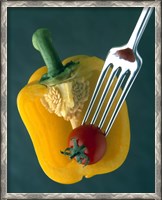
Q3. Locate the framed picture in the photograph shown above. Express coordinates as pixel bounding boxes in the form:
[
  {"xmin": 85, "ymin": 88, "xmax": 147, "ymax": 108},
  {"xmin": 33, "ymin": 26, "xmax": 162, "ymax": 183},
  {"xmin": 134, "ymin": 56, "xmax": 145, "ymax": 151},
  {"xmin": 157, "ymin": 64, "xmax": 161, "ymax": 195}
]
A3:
[{"xmin": 1, "ymin": 0, "xmax": 161, "ymax": 199}]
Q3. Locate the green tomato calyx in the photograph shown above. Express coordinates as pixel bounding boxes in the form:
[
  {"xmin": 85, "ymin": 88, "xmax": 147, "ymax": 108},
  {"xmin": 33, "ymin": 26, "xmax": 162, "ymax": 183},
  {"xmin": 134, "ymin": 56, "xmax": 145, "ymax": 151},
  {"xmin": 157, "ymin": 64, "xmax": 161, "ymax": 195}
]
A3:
[{"xmin": 61, "ymin": 138, "xmax": 90, "ymax": 166}]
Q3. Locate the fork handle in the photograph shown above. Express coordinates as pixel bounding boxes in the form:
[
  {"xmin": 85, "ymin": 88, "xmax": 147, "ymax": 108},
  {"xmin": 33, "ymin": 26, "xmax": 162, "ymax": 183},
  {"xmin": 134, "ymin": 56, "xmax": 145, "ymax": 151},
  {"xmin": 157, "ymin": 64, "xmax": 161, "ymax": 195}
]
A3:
[{"xmin": 127, "ymin": 7, "xmax": 154, "ymax": 50}]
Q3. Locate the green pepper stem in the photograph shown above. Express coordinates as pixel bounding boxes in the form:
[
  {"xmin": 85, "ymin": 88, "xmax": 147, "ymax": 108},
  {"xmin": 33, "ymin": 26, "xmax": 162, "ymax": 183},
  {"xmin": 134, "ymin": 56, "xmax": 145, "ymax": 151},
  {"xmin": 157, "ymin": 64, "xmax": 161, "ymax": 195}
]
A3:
[{"xmin": 32, "ymin": 28, "xmax": 64, "ymax": 79}]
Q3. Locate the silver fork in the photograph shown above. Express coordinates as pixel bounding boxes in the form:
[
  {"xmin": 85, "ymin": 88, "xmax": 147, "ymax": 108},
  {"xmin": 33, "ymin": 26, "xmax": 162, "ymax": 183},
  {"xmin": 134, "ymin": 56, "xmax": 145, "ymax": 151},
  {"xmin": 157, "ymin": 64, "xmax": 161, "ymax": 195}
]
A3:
[{"xmin": 82, "ymin": 7, "xmax": 153, "ymax": 136}]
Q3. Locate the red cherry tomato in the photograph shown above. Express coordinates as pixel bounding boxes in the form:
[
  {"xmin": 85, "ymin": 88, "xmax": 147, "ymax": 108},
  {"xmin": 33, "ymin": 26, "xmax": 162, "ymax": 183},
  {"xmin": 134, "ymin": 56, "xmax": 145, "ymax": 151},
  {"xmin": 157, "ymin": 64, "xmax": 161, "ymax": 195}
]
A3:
[{"xmin": 61, "ymin": 124, "xmax": 107, "ymax": 166}]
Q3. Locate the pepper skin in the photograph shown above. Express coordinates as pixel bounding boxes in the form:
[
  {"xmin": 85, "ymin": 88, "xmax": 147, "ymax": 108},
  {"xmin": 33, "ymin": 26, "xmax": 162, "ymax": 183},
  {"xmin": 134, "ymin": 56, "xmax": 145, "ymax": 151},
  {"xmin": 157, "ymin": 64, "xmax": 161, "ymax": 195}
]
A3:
[{"xmin": 17, "ymin": 55, "xmax": 130, "ymax": 184}]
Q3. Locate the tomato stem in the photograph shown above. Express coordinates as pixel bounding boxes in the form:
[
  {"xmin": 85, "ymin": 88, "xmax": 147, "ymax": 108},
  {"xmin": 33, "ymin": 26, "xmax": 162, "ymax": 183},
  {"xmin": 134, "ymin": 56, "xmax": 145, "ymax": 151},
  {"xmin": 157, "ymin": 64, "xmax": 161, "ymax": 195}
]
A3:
[{"xmin": 61, "ymin": 138, "xmax": 90, "ymax": 166}]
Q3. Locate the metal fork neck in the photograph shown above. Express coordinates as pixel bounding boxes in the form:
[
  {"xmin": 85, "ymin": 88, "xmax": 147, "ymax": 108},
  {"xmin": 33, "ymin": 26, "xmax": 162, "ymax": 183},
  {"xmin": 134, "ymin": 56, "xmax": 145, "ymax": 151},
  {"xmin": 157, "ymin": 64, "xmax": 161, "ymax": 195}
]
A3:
[{"xmin": 127, "ymin": 7, "xmax": 154, "ymax": 51}]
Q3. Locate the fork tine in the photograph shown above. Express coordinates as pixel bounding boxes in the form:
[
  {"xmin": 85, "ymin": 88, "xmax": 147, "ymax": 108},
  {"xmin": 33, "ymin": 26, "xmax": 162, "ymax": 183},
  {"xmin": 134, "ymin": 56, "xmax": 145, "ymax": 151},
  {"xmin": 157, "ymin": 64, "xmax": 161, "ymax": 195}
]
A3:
[
  {"xmin": 105, "ymin": 71, "xmax": 139, "ymax": 136},
  {"xmin": 98, "ymin": 70, "xmax": 129, "ymax": 130},
  {"xmin": 91, "ymin": 66, "xmax": 121, "ymax": 125},
  {"xmin": 82, "ymin": 62, "xmax": 111, "ymax": 124}
]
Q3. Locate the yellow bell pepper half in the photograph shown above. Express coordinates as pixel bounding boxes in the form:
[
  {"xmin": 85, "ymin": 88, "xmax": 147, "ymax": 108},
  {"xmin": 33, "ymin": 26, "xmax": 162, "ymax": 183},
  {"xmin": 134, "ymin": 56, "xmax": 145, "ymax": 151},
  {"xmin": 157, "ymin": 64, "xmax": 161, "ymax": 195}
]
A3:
[{"xmin": 17, "ymin": 29, "xmax": 130, "ymax": 184}]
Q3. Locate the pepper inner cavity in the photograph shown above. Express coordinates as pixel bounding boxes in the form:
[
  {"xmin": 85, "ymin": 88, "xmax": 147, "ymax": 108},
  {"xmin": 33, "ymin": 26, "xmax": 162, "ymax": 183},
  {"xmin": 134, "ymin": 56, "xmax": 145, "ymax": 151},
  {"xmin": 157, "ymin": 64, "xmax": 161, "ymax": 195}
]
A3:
[{"xmin": 41, "ymin": 77, "xmax": 90, "ymax": 129}]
